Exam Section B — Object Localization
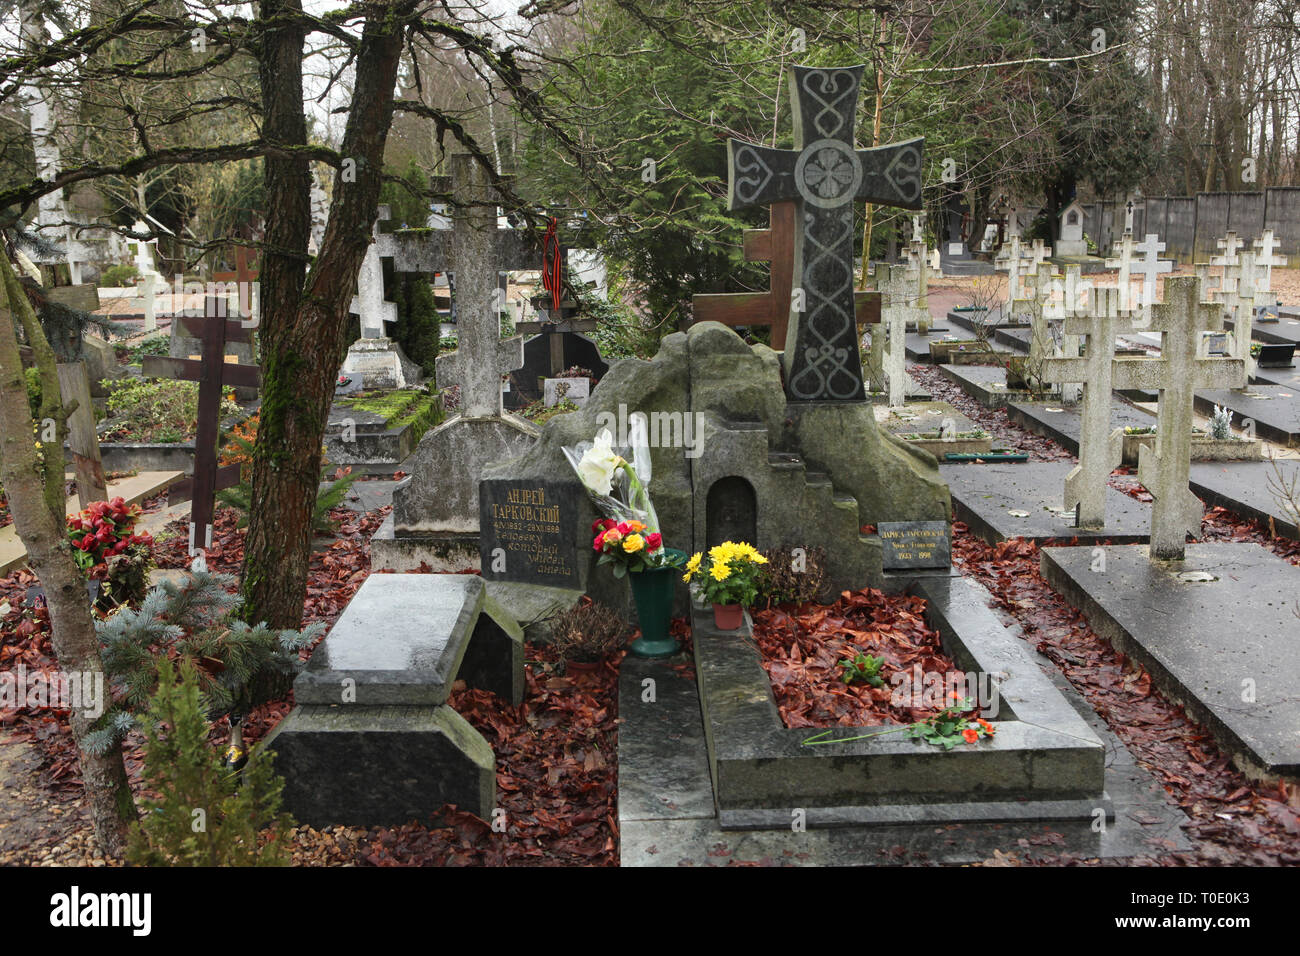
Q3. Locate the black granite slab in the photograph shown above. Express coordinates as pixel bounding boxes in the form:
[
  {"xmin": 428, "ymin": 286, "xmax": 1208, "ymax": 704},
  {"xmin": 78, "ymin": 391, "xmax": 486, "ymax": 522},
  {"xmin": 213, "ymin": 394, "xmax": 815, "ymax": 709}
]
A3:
[
  {"xmin": 1226, "ymin": 314, "xmax": 1300, "ymax": 346},
  {"xmin": 1192, "ymin": 387, "xmax": 1300, "ymax": 446},
  {"xmin": 939, "ymin": 461, "xmax": 1151, "ymax": 544},
  {"xmin": 1189, "ymin": 459, "xmax": 1300, "ymax": 539},
  {"xmin": 1006, "ymin": 400, "xmax": 1157, "ymax": 457},
  {"xmin": 1042, "ymin": 542, "xmax": 1300, "ymax": 778}
]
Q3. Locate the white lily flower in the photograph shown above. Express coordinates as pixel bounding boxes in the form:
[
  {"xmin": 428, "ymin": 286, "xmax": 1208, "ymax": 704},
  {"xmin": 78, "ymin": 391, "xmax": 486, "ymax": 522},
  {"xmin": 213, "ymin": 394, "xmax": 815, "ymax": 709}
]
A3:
[{"xmin": 575, "ymin": 429, "xmax": 623, "ymax": 496}]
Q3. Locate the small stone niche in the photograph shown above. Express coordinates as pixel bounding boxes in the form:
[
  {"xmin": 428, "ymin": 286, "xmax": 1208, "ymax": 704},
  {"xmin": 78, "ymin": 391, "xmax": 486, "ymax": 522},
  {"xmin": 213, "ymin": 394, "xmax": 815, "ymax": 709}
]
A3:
[{"xmin": 705, "ymin": 477, "xmax": 757, "ymax": 549}]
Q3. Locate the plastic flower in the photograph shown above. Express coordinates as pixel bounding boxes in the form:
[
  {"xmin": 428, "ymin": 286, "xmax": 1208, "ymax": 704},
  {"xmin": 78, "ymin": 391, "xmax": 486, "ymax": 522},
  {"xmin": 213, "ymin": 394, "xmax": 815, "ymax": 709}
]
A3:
[
  {"xmin": 576, "ymin": 429, "xmax": 624, "ymax": 496},
  {"xmin": 623, "ymin": 533, "xmax": 645, "ymax": 553}
]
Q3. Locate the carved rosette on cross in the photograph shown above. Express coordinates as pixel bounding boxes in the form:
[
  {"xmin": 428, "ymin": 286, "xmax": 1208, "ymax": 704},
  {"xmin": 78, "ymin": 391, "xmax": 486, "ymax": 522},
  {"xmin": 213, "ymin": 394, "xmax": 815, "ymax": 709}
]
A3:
[{"xmin": 720, "ymin": 65, "xmax": 924, "ymax": 403}]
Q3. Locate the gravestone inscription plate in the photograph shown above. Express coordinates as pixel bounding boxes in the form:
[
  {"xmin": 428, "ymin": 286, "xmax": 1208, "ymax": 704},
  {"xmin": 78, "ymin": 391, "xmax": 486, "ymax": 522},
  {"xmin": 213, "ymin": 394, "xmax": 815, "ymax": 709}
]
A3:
[
  {"xmin": 878, "ymin": 520, "xmax": 951, "ymax": 569},
  {"xmin": 479, "ymin": 479, "xmax": 583, "ymax": 587}
]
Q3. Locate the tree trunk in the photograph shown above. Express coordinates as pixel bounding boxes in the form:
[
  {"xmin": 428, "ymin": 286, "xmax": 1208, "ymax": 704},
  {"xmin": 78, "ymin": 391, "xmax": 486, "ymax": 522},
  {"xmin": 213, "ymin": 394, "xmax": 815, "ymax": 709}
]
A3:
[
  {"xmin": 0, "ymin": 258, "xmax": 136, "ymax": 858},
  {"xmin": 239, "ymin": 1, "xmax": 407, "ymax": 627}
]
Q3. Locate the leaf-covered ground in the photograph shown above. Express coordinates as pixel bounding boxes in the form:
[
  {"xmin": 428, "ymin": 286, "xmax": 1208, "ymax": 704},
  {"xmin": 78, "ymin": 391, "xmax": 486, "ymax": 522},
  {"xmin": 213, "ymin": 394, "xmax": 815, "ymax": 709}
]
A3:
[
  {"xmin": 0, "ymin": 496, "xmax": 628, "ymax": 866},
  {"xmin": 753, "ymin": 589, "xmax": 970, "ymax": 729}
]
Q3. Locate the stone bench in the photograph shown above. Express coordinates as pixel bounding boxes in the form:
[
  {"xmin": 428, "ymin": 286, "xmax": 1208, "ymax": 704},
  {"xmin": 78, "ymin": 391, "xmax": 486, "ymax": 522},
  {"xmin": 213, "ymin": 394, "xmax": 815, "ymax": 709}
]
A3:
[{"xmin": 265, "ymin": 573, "xmax": 524, "ymax": 827}]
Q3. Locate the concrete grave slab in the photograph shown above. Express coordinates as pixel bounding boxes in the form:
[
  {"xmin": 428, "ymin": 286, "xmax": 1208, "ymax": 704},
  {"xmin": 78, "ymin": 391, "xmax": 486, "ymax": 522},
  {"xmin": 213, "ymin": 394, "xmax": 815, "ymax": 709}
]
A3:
[
  {"xmin": 903, "ymin": 322, "xmax": 955, "ymax": 362},
  {"xmin": 940, "ymin": 461, "xmax": 1151, "ymax": 544},
  {"xmin": 1007, "ymin": 400, "xmax": 1156, "ymax": 457},
  {"xmin": 939, "ymin": 363, "xmax": 1060, "ymax": 409},
  {"xmin": 693, "ymin": 575, "xmax": 1108, "ymax": 828},
  {"xmin": 1226, "ymin": 314, "xmax": 1300, "ymax": 346},
  {"xmin": 1189, "ymin": 459, "xmax": 1300, "ymax": 539},
  {"xmin": 1193, "ymin": 386, "xmax": 1300, "ymax": 446},
  {"xmin": 1042, "ymin": 543, "xmax": 1300, "ymax": 779},
  {"xmin": 293, "ymin": 573, "xmax": 523, "ymax": 706}
]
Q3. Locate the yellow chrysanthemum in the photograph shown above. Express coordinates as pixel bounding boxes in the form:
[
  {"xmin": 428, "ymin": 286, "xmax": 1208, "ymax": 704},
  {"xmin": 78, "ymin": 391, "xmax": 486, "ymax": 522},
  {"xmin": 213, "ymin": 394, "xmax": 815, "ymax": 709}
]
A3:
[
  {"xmin": 710, "ymin": 562, "xmax": 732, "ymax": 581},
  {"xmin": 622, "ymin": 533, "xmax": 645, "ymax": 553},
  {"xmin": 685, "ymin": 553, "xmax": 702, "ymax": 573}
]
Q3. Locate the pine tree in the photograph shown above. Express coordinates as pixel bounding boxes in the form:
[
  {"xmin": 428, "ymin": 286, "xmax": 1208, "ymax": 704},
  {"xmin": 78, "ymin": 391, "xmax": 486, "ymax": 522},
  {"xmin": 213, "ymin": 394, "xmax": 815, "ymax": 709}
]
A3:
[
  {"xmin": 127, "ymin": 657, "xmax": 292, "ymax": 867},
  {"xmin": 87, "ymin": 566, "xmax": 324, "ymax": 755}
]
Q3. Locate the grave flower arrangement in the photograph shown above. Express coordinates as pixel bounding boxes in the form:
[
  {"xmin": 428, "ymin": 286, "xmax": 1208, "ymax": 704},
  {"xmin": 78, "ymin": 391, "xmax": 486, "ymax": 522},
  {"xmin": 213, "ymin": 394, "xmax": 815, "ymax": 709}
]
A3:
[
  {"xmin": 564, "ymin": 423, "xmax": 679, "ymax": 576},
  {"xmin": 564, "ymin": 421, "xmax": 685, "ymax": 658},
  {"xmin": 683, "ymin": 541, "xmax": 768, "ymax": 630},
  {"xmin": 803, "ymin": 694, "xmax": 996, "ymax": 750},
  {"xmin": 66, "ymin": 497, "xmax": 154, "ymax": 608}
]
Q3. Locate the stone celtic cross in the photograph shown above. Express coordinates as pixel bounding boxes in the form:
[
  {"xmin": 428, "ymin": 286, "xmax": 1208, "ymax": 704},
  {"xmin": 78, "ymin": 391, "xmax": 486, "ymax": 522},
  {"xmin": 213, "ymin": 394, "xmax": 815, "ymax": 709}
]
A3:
[{"xmin": 725, "ymin": 64, "xmax": 923, "ymax": 402}]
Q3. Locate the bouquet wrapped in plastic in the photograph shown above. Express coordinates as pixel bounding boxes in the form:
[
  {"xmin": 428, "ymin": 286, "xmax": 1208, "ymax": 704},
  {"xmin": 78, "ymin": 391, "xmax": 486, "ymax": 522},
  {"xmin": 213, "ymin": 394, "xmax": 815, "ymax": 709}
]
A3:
[{"xmin": 562, "ymin": 417, "xmax": 681, "ymax": 576}]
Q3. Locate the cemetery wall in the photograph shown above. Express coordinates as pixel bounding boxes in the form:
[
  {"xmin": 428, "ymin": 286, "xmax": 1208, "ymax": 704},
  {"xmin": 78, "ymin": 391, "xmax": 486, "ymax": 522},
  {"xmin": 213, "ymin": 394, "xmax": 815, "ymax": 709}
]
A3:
[{"xmin": 1084, "ymin": 188, "xmax": 1300, "ymax": 261}]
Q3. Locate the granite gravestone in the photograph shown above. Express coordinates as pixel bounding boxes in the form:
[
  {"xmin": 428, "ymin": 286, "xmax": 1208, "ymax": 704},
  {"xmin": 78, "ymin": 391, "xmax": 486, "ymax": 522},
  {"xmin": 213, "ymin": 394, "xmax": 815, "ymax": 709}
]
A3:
[
  {"xmin": 478, "ymin": 478, "xmax": 584, "ymax": 589},
  {"xmin": 878, "ymin": 520, "xmax": 951, "ymax": 569},
  {"xmin": 722, "ymin": 64, "xmax": 923, "ymax": 401}
]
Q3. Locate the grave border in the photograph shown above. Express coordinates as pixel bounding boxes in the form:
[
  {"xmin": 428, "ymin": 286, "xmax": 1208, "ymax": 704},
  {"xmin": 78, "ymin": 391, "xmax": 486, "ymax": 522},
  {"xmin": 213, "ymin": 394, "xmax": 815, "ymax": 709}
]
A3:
[{"xmin": 694, "ymin": 574, "xmax": 1108, "ymax": 829}]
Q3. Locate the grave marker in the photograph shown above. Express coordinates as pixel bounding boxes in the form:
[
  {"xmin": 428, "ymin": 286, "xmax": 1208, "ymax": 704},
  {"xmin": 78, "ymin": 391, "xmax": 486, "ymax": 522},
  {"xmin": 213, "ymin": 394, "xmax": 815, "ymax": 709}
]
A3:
[
  {"xmin": 878, "ymin": 520, "xmax": 950, "ymax": 569},
  {"xmin": 478, "ymin": 478, "xmax": 584, "ymax": 588},
  {"xmin": 1253, "ymin": 229, "xmax": 1287, "ymax": 294},
  {"xmin": 1040, "ymin": 287, "xmax": 1142, "ymax": 529},
  {"xmin": 1133, "ymin": 277, "xmax": 1246, "ymax": 560},
  {"xmin": 722, "ymin": 64, "xmax": 923, "ymax": 401},
  {"xmin": 1132, "ymin": 234, "xmax": 1173, "ymax": 323},
  {"xmin": 433, "ymin": 156, "xmax": 540, "ymax": 417},
  {"xmin": 143, "ymin": 313, "xmax": 259, "ymax": 552}
]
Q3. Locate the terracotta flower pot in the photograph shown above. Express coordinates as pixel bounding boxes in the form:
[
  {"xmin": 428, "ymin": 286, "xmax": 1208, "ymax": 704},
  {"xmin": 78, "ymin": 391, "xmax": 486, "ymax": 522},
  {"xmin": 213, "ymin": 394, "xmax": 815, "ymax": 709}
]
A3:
[
  {"xmin": 712, "ymin": 603, "xmax": 744, "ymax": 630},
  {"xmin": 565, "ymin": 659, "xmax": 602, "ymax": 674}
]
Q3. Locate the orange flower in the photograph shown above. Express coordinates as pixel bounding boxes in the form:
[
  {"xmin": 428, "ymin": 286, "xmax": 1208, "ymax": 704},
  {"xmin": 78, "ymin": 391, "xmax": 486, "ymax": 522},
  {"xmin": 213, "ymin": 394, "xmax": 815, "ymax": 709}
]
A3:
[
  {"xmin": 962, "ymin": 727, "xmax": 980, "ymax": 744},
  {"xmin": 977, "ymin": 719, "xmax": 995, "ymax": 735}
]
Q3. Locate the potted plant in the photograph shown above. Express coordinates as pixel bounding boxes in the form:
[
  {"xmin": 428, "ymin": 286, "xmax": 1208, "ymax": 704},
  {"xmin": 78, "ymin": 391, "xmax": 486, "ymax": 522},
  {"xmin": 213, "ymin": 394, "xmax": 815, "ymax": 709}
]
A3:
[
  {"xmin": 550, "ymin": 599, "xmax": 627, "ymax": 673},
  {"xmin": 565, "ymin": 425, "xmax": 687, "ymax": 658},
  {"xmin": 683, "ymin": 541, "xmax": 768, "ymax": 630}
]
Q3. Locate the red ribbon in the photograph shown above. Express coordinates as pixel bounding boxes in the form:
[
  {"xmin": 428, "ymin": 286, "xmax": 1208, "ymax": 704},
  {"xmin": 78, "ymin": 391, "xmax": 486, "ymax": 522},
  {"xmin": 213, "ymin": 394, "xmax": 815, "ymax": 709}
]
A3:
[{"xmin": 541, "ymin": 217, "xmax": 563, "ymax": 311}]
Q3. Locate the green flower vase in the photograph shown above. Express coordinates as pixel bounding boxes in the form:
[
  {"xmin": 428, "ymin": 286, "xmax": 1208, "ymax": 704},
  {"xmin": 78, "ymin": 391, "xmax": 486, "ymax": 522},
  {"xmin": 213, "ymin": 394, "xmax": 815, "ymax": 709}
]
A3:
[{"xmin": 627, "ymin": 549, "xmax": 686, "ymax": 658}]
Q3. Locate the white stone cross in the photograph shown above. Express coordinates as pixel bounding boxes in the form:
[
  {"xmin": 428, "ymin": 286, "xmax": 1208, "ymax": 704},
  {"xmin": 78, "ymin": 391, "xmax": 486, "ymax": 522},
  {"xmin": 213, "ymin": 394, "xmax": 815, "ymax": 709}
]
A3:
[
  {"xmin": 1131, "ymin": 276, "xmax": 1246, "ymax": 560},
  {"xmin": 1040, "ymin": 286, "xmax": 1142, "ymax": 529},
  {"xmin": 907, "ymin": 239, "xmax": 931, "ymax": 333},
  {"xmin": 997, "ymin": 234, "xmax": 1033, "ymax": 310},
  {"xmin": 1215, "ymin": 250, "xmax": 1258, "ymax": 382},
  {"xmin": 1054, "ymin": 265, "xmax": 1086, "ymax": 403},
  {"xmin": 1212, "ymin": 232, "xmax": 1244, "ymax": 269},
  {"xmin": 1252, "ymin": 230, "xmax": 1287, "ymax": 295},
  {"xmin": 1123, "ymin": 198, "xmax": 1136, "ymax": 235},
  {"xmin": 880, "ymin": 262, "xmax": 911, "ymax": 407},
  {"xmin": 1104, "ymin": 232, "xmax": 1138, "ymax": 311},
  {"xmin": 132, "ymin": 220, "xmax": 163, "ymax": 332},
  {"xmin": 350, "ymin": 207, "xmax": 399, "ymax": 341},
  {"xmin": 1132, "ymin": 233, "xmax": 1172, "ymax": 325},
  {"xmin": 1029, "ymin": 238, "xmax": 1049, "ymax": 268}
]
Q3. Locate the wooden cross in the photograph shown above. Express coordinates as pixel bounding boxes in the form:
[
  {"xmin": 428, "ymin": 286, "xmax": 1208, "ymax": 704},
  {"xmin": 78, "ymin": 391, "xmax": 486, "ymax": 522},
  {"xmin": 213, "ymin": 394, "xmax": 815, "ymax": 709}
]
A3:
[
  {"xmin": 56, "ymin": 362, "xmax": 108, "ymax": 508},
  {"xmin": 516, "ymin": 296, "xmax": 599, "ymax": 378},
  {"xmin": 143, "ymin": 311, "xmax": 260, "ymax": 553},
  {"xmin": 211, "ymin": 245, "xmax": 260, "ymax": 325},
  {"xmin": 691, "ymin": 202, "xmax": 796, "ymax": 348},
  {"xmin": 718, "ymin": 64, "xmax": 923, "ymax": 401}
]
